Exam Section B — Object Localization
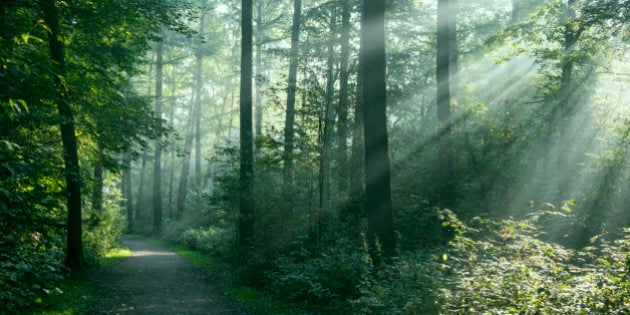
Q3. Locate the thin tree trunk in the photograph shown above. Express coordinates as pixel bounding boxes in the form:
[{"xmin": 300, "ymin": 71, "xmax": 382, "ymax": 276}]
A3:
[
  {"xmin": 176, "ymin": 91, "xmax": 196, "ymax": 219},
  {"xmin": 239, "ymin": 0, "xmax": 255, "ymax": 252},
  {"xmin": 336, "ymin": 0, "xmax": 351, "ymax": 200},
  {"xmin": 255, "ymin": 0, "xmax": 264, "ymax": 144},
  {"xmin": 347, "ymin": 68, "xmax": 364, "ymax": 236},
  {"xmin": 282, "ymin": 0, "xmax": 302, "ymax": 215},
  {"xmin": 153, "ymin": 38, "xmax": 164, "ymax": 237},
  {"xmin": 137, "ymin": 153, "xmax": 147, "ymax": 222},
  {"xmin": 361, "ymin": 0, "xmax": 395, "ymax": 262},
  {"xmin": 42, "ymin": 0, "xmax": 85, "ymax": 269},
  {"xmin": 123, "ymin": 152, "xmax": 133, "ymax": 232},
  {"xmin": 436, "ymin": 0, "xmax": 455, "ymax": 208},
  {"xmin": 316, "ymin": 9, "xmax": 337, "ymax": 242},
  {"xmin": 194, "ymin": 0, "xmax": 206, "ymax": 187},
  {"xmin": 92, "ymin": 159, "xmax": 104, "ymax": 215}
]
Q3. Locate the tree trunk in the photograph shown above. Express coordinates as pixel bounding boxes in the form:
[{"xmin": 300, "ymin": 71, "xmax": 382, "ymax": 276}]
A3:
[
  {"xmin": 255, "ymin": 0, "xmax": 264, "ymax": 144},
  {"xmin": 239, "ymin": 0, "xmax": 255, "ymax": 252},
  {"xmin": 282, "ymin": 0, "xmax": 302, "ymax": 215},
  {"xmin": 153, "ymin": 39, "xmax": 164, "ymax": 237},
  {"xmin": 194, "ymin": 0, "xmax": 206, "ymax": 187},
  {"xmin": 123, "ymin": 152, "xmax": 133, "ymax": 232},
  {"xmin": 347, "ymin": 68, "xmax": 364, "ymax": 237},
  {"xmin": 361, "ymin": 0, "xmax": 395, "ymax": 262},
  {"xmin": 137, "ymin": 153, "xmax": 147, "ymax": 222},
  {"xmin": 176, "ymin": 91, "xmax": 196, "ymax": 219},
  {"xmin": 336, "ymin": 0, "xmax": 351, "ymax": 200},
  {"xmin": 90, "ymin": 158, "xmax": 103, "ymax": 226},
  {"xmin": 41, "ymin": 0, "xmax": 85, "ymax": 269},
  {"xmin": 436, "ymin": 0, "xmax": 455, "ymax": 208}
]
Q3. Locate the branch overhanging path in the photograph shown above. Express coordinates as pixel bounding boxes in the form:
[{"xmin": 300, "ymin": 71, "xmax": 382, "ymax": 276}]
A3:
[{"xmin": 91, "ymin": 238, "xmax": 245, "ymax": 314}]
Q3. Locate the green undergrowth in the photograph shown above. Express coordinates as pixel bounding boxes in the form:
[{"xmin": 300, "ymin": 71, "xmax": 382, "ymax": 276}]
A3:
[
  {"xmin": 145, "ymin": 237, "xmax": 301, "ymax": 315},
  {"xmin": 24, "ymin": 247, "xmax": 130, "ymax": 315}
]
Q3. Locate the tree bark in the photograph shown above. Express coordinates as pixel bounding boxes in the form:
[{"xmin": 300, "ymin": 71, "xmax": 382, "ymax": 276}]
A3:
[
  {"xmin": 153, "ymin": 39, "xmax": 164, "ymax": 237},
  {"xmin": 436, "ymin": 0, "xmax": 455, "ymax": 208},
  {"xmin": 41, "ymin": 0, "xmax": 85, "ymax": 269},
  {"xmin": 92, "ymin": 159, "xmax": 104, "ymax": 216},
  {"xmin": 336, "ymin": 0, "xmax": 351, "ymax": 200},
  {"xmin": 239, "ymin": 0, "xmax": 255, "ymax": 252},
  {"xmin": 194, "ymin": 0, "xmax": 206, "ymax": 187},
  {"xmin": 176, "ymin": 91, "xmax": 196, "ymax": 219},
  {"xmin": 123, "ymin": 152, "xmax": 133, "ymax": 232},
  {"xmin": 282, "ymin": 0, "xmax": 302, "ymax": 215},
  {"xmin": 255, "ymin": 0, "xmax": 264, "ymax": 144},
  {"xmin": 361, "ymin": 0, "xmax": 395, "ymax": 261}
]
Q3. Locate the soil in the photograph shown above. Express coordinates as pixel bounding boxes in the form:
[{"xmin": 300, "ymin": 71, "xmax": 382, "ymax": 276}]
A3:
[{"xmin": 90, "ymin": 238, "xmax": 247, "ymax": 315}]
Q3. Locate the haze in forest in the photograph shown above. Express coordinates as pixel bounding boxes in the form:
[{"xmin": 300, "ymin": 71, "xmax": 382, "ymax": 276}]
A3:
[{"xmin": 2, "ymin": 0, "xmax": 629, "ymax": 313}]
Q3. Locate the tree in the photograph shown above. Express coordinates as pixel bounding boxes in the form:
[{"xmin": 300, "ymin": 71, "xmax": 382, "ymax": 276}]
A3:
[
  {"xmin": 239, "ymin": 0, "xmax": 255, "ymax": 251},
  {"xmin": 153, "ymin": 39, "xmax": 164, "ymax": 237},
  {"xmin": 361, "ymin": 0, "xmax": 395, "ymax": 261},
  {"xmin": 436, "ymin": 0, "xmax": 455, "ymax": 208},
  {"xmin": 41, "ymin": 0, "xmax": 86, "ymax": 269},
  {"xmin": 282, "ymin": 0, "xmax": 302, "ymax": 215},
  {"xmin": 336, "ymin": 0, "xmax": 352, "ymax": 199}
]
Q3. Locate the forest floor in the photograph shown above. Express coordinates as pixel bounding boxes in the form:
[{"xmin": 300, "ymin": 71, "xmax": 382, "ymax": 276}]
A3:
[{"xmin": 90, "ymin": 238, "xmax": 247, "ymax": 314}]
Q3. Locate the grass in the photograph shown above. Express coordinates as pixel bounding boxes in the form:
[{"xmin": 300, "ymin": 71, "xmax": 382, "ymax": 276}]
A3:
[
  {"xmin": 100, "ymin": 248, "xmax": 131, "ymax": 267},
  {"xmin": 145, "ymin": 237, "xmax": 302, "ymax": 315},
  {"xmin": 25, "ymin": 247, "xmax": 131, "ymax": 315}
]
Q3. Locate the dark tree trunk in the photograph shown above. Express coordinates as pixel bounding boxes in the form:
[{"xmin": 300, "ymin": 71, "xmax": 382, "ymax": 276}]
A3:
[
  {"xmin": 336, "ymin": 0, "xmax": 351, "ymax": 200},
  {"xmin": 137, "ymin": 153, "xmax": 147, "ymax": 222},
  {"xmin": 153, "ymin": 39, "xmax": 164, "ymax": 237},
  {"xmin": 239, "ymin": 0, "xmax": 255, "ymax": 251},
  {"xmin": 123, "ymin": 153, "xmax": 133, "ymax": 232},
  {"xmin": 282, "ymin": 0, "xmax": 302, "ymax": 215},
  {"xmin": 41, "ymin": 0, "xmax": 85, "ymax": 269},
  {"xmin": 559, "ymin": 0, "xmax": 577, "ymax": 110},
  {"xmin": 255, "ymin": 0, "xmax": 264, "ymax": 143},
  {"xmin": 92, "ymin": 159, "xmax": 104, "ymax": 223},
  {"xmin": 436, "ymin": 0, "xmax": 455, "ymax": 208},
  {"xmin": 347, "ymin": 69, "xmax": 364, "ymax": 237},
  {"xmin": 361, "ymin": 0, "xmax": 395, "ymax": 261}
]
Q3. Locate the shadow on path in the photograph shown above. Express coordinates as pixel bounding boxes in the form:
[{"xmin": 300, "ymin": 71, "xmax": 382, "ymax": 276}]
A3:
[{"xmin": 91, "ymin": 238, "xmax": 244, "ymax": 315}]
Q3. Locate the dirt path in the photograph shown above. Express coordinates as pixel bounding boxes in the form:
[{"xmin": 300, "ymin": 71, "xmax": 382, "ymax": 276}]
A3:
[{"xmin": 91, "ymin": 238, "xmax": 246, "ymax": 315}]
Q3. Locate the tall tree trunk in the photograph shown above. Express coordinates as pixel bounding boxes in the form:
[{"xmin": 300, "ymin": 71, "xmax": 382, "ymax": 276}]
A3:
[
  {"xmin": 559, "ymin": 0, "xmax": 577, "ymax": 110},
  {"xmin": 123, "ymin": 152, "xmax": 133, "ymax": 232},
  {"xmin": 347, "ymin": 68, "xmax": 364, "ymax": 236},
  {"xmin": 42, "ymin": 0, "xmax": 85, "ymax": 269},
  {"xmin": 136, "ymin": 153, "xmax": 147, "ymax": 222},
  {"xmin": 336, "ymin": 0, "xmax": 351, "ymax": 200},
  {"xmin": 255, "ymin": 0, "xmax": 264, "ymax": 144},
  {"xmin": 194, "ymin": 0, "xmax": 206, "ymax": 187},
  {"xmin": 239, "ymin": 0, "xmax": 255, "ymax": 252},
  {"xmin": 176, "ymin": 91, "xmax": 196, "ymax": 219},
  {"xmin": 436, "ymin": 0, "xmax": 455, "ymax": 208},
  {"xmin": 153, "ymin": 39, "xmax": 164, "ymax": 237},
  {"xmin": 282, "ymin": 0, "xmax": 302, "ymax": 215},
  {"xmin": 92, "ymin": 159, "xmax": 104, "ymax": 215},
  {"xmin": 361, "ymin": 0, "xmax": 395, "ymax": 262}
]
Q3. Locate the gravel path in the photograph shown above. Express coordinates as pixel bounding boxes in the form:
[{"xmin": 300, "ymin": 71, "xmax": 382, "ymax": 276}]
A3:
[{"xmin": 91, "ymin": 238, "xmax": 246, "ymax": 315}]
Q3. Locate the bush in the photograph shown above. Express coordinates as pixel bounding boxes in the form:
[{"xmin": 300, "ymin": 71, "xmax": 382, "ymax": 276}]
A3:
[{"xmin": 265, "ymin": 239, "xmax": 367, "ymax": 313}]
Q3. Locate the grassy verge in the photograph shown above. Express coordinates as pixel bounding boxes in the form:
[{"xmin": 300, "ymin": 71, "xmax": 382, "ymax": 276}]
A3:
[
  {"xmin": 26, "ymin": 247, "xmax": 131, "ymax": 315},
  {"xmin": 145, "ymin": 237, "xmax": 301, "ymax": 315}
]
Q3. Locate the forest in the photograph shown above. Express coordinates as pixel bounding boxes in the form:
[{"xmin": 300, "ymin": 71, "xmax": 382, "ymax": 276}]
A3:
[{"xmin": 1, "ymin": 0, "xmax": 630, "ymax": 313}]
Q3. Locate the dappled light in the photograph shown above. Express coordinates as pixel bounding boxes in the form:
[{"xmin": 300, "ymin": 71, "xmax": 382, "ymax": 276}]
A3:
[{"xmin": 2, "ymin": 0, "xmax": 630, "ymax": 313}]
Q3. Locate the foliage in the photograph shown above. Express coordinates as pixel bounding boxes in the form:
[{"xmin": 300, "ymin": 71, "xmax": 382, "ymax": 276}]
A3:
[
  {"xmin": 265, "ymin": 239, "xmax": 367, "ymax": 313},
  {"xmin": 353, "ymin": 209, "xmax": 630, "ymax": 314}
]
